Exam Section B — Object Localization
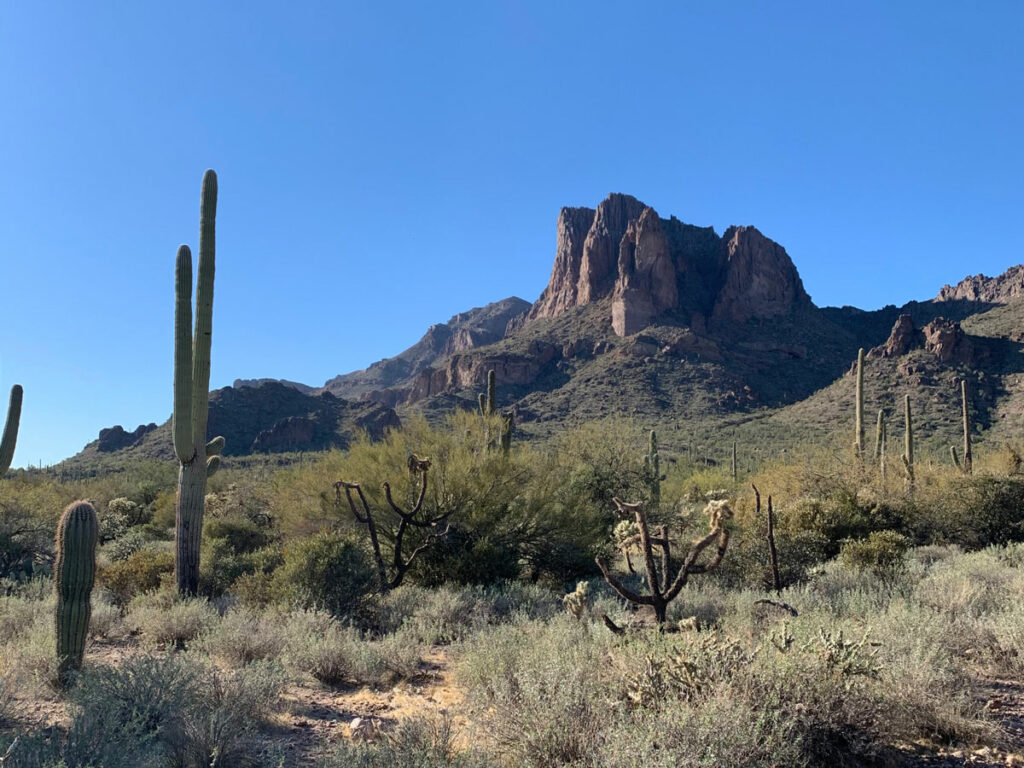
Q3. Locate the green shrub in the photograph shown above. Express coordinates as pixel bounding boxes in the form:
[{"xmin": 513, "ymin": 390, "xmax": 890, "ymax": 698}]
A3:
[
  {"xmin": 840, "ymin": 530, "xmax": 911, "ymax": 580},
  {"xmin": 272, "ymin": 532, "xmax": 376, "ymax": 617},
  {"xmin": 99, "ymin": 549, "xmax": 173, "ymax": 605}
]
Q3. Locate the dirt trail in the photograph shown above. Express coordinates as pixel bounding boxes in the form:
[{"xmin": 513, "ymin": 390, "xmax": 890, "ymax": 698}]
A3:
[{"xmin": 266, "ymin": 647, "xmax": 466, "ymax": 762}]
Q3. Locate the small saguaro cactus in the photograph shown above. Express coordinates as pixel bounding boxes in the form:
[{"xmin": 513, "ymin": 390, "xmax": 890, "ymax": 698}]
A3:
[
  {"xmin": 1, "ymin": 384, "xmax": 23, "ymax": 476},
  {"xmin": 901, "ymin": 394, "xmax": 914, "ymax": 492},
  {"xmin": 596, "ymin": 497, "xmax": 732, "ymax": 624},
  {"xmin": 642, "ymin": 430, "xmax": 664, "ymax": 507},
  {"xmin": 55, "ymin": 500, "xmax": 99, "ymax": 686},
  {"xmin": 731, "ymin": 439, "xmax": 738, "ymax": 482},
  {"xmin": 874, "ymin": 410, "xmax": 884, "ymax": 459},
  {"xmin": 173, "ymin": 170, "xmax": 226, "ymax": 596},
  {"xmin": 853, "ymin": 348, "xmax": 865, "ymax": 460},
  {"xmin": 959, "ymin": 379, "xmax": 973, "ymax": 475},
  {"xmin": 478, "ymin": 369, "xmax": 497, "ymax": 416}
]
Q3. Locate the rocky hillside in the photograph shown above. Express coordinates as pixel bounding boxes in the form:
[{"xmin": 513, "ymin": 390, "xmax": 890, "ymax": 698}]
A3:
[
  {"xmin": 68, "ymin": 382, "xmax": 399, "ymax": 467},
  {"xmin": 71, "ymin": 193, "xmax": 1024, "ymax": 467}
]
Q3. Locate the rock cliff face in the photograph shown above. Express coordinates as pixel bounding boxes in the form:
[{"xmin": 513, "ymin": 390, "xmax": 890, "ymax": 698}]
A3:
[
  {"xmin": 526, "ymin": 193, "xmax": 811, "ymax": 336},
  {"xmin": 711, "ymin": 226, "xmax": 811, "ymax": 323},
  {"xmin": 936, "ymin": 265, "xmax": 1024, "ymax": 304}
]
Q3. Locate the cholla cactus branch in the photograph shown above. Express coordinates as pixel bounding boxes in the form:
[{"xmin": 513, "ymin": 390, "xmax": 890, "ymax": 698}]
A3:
[
  {"xmin": 336, "ymin": 455, "xmax": 451, "ymax": 592},
  {"xmin": 596, "ymin": 497, "xmax": 732, "ymax": 624}
]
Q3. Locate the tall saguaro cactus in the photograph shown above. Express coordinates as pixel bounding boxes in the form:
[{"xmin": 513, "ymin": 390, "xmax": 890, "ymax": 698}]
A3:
[
  {"xmin": 853, "ymin": 348, "xmax": 865, "ymax": 460},
  {"xmin": 1, "ymin": 384, "xmax": 23, "ymax": 475},
  {"xmin": 173, "ymin": 170, "xmax": 226, "ymax": 596},
  {"xmin": 55, "ymin": 500, "xmax": 98, "ymax": 686}
]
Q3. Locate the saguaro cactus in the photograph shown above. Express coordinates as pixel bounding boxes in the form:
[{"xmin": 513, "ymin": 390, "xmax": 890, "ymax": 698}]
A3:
[
  {"xmin": 874, "ymin": 410, "xmax": 884, "ymax": 459},
  {"xmin": 901, "ymin": 394, "xmax": 914, "ymax": 492},
  {"xmin": 1, "ymin": 384, "xmax": 23, "ymax": 475},
  {"xmin": 55, "ymin": 500, "xmax": 99, "ymax": 686},
  {"xmin": 596, "ymin": 498, "xmax": 732, "ymax": 624},
  {"xmin": 478, "ymin": 369, "xmax": 497, "ymax": 416},
  {"xmin": 960, "ymin": 379, "xmax": 972, "ymax": 475},
  {"xmin": 853, "ymin": 348, "xmax": 865, "ymax": 459},
  {"xmin": 643, "ymin": 430, "xmax": 663, "ymax": 507},
  {"xmin": 173, "ymin": 170, "xmax": 226, "ymax": 596}
]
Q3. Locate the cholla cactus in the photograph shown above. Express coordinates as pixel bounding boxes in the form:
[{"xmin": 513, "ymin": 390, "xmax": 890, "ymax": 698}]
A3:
[
  {"xmin": 563, "ymin": 581, "xmax": 591, "ymax": 620},
  {"xmin": 596, "ymin": 498, "xmax": 732, "ymax": 624},
  {"xmin": 0, "ymin": 384, "xmax": 23, "ymax": 476}
]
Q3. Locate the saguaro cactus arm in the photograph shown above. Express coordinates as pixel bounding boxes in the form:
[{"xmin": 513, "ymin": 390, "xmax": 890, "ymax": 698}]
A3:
[
  {"xmin": 0, "ymin": 384, "xmax": 23, "ymax": 475},
  {"xmin": 173, "ymin": 246, "xmax": 194, "ymax": 464}
]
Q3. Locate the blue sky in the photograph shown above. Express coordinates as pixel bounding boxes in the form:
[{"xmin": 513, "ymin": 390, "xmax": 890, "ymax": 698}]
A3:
[{"xmin": 1, "ymin": 1, "xmax": 1022, "ymax": 467}]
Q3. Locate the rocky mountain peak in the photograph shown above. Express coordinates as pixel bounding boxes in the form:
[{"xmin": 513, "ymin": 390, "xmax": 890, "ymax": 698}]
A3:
[{"xmin": 527, "ymin": 194, "xmax": 812, "ymax": 336}]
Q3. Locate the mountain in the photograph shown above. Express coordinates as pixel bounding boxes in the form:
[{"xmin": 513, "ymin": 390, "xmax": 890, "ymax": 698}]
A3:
[
  {"xmin": 321, "ymin": 297, "xmax": 530, "ymax": 405},
  {"xmin": 69, "ymin": 193, "xmax": 1024, "ymax": 467}
]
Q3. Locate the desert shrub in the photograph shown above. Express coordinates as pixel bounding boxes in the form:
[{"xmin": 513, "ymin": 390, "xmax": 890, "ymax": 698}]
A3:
[
  {"xmin": 839, "ymin": 530, "xmax": 911, "ymax": 580},
  {"xmin": 918, "ymin": 476, "xmax": 1024, "ymax": 548},
  {"xmin": 284, "ymin": 611, "xmax": 420, "ymax": 686},
  {"xmin": 88, "ymin": 590, "xmax": 123, "ymax": 640},
  {"xmin": 99, "ymin": 548, "xmax": 173, "ymax": 605},
  {"xmin": 102, "ymin": 526, "xmax": 155, "ymax": 562},
  {"xmin": 126, "ymin": 592, "xmax": 218, "ymax": 647},
  {"xmin": 324, "ymin": 714, "xmax": 497, "ymax": 768},
  {"xmin": 195, "ymin": 606, "xmax": 288, "ymax": 666},
  {"xmin": 272, "ymin": 531, "xmax": 376, "ymax": 617},
  {"xmin": 204, "ymin": 515, "xmax": 271, "ymax": 553},
  {"xmin": 457, "ymin": 616, "xmax": 611, "ymax": 767},
  {"xmin": 199, "ymin": 538, "xmax": 282, "ymax": 598},
  {"xmin": 411, "ymin": 525, "xmax": 520, "ymax": 587},
  {"xmin": 0, "ymin": 616, "xmax": 59, "ymax": 693},
  {"xmin": 4, "ymin": 654, "xmax": 285, "ymax": 768}
]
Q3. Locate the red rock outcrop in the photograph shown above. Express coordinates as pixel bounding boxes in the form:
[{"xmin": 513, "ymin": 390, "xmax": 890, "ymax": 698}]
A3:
[
  {"xmin": 922, "ymin": 318, "xmax": 975, "ymax": 365},
  {"xmin": 868, "ymin": 314, "xmax": 916, "ymax": 358},
  {"xmin": 936, "ymin": 265, "xmax": 1024, "ymax": 303}
]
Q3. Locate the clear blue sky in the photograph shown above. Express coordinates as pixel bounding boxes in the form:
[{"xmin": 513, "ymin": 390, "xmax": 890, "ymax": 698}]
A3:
[{"xmin": 2, "ymin": 2, "xmax": 1021, "ymax": 467}]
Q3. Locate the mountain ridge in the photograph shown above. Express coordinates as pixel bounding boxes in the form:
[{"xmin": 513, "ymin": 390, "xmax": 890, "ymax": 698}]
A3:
[{"xmin": 67, "ymin": 193, "xmax": 1024, "ymax": 466}]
